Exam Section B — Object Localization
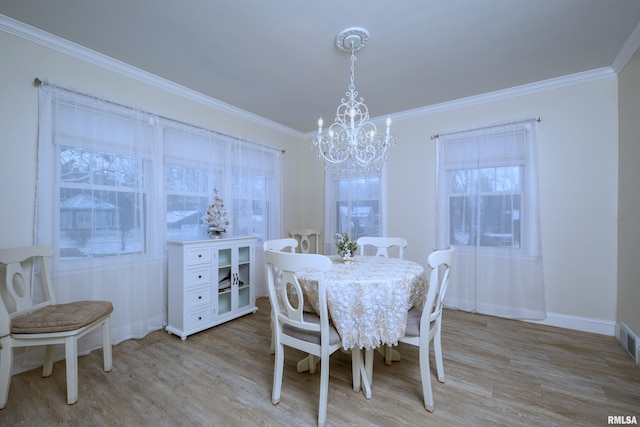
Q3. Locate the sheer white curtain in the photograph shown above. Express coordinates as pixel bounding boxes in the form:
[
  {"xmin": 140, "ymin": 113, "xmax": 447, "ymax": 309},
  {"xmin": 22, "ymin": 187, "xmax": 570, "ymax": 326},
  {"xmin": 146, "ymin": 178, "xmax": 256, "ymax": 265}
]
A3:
[
  {"xmin": 324, "ymin": 167, "xmax": 386, "ymax": 255},
  {"xmin": 35, "ymin": 82, "xmax": 282, "ymax": 356},
  {"xmin": 163, "ymin": 124, "xmax": 227, "ymax": 243},
  {"xmin": 230, "ymin": 140, "xmax": 282, "ymax": 295},
  {"xmin": 436, "ymin": 119, "xmax": 545, "ymax": 320},
  {"xmin": 36, "ymin": 83, "xmax": 165, "ymax": 352}
]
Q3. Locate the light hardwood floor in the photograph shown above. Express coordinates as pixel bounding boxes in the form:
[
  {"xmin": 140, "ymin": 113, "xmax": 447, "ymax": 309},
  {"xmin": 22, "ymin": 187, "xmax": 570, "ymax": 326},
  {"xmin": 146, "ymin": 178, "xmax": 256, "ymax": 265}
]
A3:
[{"xmin": 1, "ymin": 297, "xmax": 639, "ymax": 426}]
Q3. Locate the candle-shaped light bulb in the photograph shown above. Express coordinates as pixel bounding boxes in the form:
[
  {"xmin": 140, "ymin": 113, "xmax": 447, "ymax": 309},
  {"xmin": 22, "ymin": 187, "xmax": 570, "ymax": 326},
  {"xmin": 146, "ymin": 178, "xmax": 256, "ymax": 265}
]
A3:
[
  {"xmin": 317, "ymin": 118, "xmax": 323, "ymax": 135},
  {"xmin": 386, "ymin": 117, "xmax": 391, "ymax": 136}
]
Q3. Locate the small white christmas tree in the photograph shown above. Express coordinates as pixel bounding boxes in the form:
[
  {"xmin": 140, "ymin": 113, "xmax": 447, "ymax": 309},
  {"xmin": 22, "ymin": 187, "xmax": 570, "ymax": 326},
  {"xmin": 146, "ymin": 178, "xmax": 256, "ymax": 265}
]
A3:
[{"xmin": 202, "ymin": 189, "xmax": 229, "ymax": 236}]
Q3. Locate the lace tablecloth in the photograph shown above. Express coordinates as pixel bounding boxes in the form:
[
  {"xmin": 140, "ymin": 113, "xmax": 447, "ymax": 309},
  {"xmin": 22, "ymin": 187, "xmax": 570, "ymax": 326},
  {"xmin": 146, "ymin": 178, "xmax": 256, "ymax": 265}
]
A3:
[{"xmin": 297, "ymin": 255, "xmax": 428, "ymax": 350}]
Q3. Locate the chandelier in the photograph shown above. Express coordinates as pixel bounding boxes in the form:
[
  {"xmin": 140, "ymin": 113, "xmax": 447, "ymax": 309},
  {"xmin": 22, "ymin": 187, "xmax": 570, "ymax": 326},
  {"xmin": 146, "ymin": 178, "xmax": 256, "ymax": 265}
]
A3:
[{"xmin": 312, "ymin": 27, "xmax": 396, "ymax": 172}]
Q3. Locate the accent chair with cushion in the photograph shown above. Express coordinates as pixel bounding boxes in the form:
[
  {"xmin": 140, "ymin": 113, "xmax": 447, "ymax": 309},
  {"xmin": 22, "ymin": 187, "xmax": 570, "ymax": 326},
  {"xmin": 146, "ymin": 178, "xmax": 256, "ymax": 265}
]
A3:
[{"xmin": 0, "ymin": 245, "xmax": 113, "ymax": 408}]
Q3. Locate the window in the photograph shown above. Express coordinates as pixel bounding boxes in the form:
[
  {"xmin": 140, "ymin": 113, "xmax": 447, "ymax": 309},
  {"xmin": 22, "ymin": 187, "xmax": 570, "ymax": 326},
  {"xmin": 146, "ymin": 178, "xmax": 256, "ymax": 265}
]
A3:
[
  {"xmin": 163, "ymin": 127, "xmax": 225, "ymax": 241},
  {"xmin": 59, "ymin": 145, "xmax": 147, "ymax": 257},
  {"xmin": 230, "ymin": 142, "xmax": 282, "ymax": 243},
  {"xmin": 48, "ymin": 94, "xmax": 156, "ymax": 260},
  {"xmin": 438, "ymin": 124, "xmax": 537, "ymax": 254},
  {"xmin": 165, "ymin": 163, "xmax": 215, "ymax": 239},
  {"xmin": 449, "ymin": 165, "xmax": 522, "ymax": 248},
  {"xmin": 335, "ymin": 176, "xmax": 380, "ymax": 239},
  {"xmin": 435, "ymin": 119, "xmax": 545, "ymax": 320},
  {"xmin": 232, "ymin": 173, "xmax": 270, "ymax": 238},
  {"xmin": 325, "ymin": 169, "xmax": 385, "ymax": 253},
  {"xmin": 37, "ymin": 84, "xmax": 282, "ymax": 265}
]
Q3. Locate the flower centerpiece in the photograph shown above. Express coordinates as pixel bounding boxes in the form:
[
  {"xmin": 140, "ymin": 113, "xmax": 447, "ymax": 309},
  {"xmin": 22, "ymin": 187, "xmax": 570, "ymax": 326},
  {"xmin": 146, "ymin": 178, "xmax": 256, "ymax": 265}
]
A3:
[
  {"xmin": 335, "ymin": 232, "xmax": 358, "ymax": 262},
  {"xmin": 202, "ymin": 189, "xmax": 230, "ymax": 239}
]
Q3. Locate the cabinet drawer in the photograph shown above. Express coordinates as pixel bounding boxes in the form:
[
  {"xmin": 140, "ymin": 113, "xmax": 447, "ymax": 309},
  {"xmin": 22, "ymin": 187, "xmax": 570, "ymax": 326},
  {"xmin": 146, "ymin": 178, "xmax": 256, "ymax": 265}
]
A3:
[
  {"xmin": 186, "ymin": 307, "xmax": 213, "ymax": 330},
  {"xmin": 186, "ymin": 286, "xmax": 212, "ymax": 309},
  {"xmin": 186, "ymin": 245, "xmax": 212, "ymax": 266},
  {"xmin": 186, "ymin": 267, "xmax": 211, "ymax": 287}
]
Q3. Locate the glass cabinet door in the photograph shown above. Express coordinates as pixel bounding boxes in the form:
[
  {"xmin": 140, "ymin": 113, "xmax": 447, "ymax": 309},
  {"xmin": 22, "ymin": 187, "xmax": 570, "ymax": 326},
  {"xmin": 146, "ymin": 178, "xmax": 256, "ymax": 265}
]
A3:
[
  {"xmin": 217, "ymin": 247, "xmax": 232, "ymax": 315},
  {"xmin": 237, "ymin": 244, "xmax": 252, "ymax": 310}
]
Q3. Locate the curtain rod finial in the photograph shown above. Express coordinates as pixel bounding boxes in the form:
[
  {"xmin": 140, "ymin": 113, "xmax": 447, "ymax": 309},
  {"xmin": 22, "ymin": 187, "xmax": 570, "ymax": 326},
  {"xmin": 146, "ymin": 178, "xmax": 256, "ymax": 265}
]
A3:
[{"xmin": 34, "ymin": 78, "xmax": 41, "ymax": 87}]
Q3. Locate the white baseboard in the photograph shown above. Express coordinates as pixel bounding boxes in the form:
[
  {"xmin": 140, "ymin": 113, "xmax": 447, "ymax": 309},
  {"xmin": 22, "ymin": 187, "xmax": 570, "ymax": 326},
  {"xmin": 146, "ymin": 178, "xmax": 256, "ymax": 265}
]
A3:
[
  {"xmin": 525, "ymin": 312, "xmax": 615, "ymax": 336},
  {"xmin": 445, "ymin": 300, "xmax": 616, "ymax": 336}
]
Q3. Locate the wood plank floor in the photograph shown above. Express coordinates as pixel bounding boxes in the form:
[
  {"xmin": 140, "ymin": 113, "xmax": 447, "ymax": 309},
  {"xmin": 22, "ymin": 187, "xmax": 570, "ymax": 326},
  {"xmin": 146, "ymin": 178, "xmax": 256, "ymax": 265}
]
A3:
[{"xmin": 1, "ymin": 297, "xmax": 639, "ymax": 426}]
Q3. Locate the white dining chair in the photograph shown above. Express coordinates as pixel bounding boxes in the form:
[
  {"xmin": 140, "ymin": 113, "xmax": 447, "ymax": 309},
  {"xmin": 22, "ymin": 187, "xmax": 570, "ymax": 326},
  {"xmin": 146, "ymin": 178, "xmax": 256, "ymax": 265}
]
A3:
[
  {"xmin": 289, "ymin": 229, "xmax": 322, "ymax": 254},
  {"xmin": 397, "ymin": 246, "xmax": 455, "ymax": 412},
  {"xmin": 357, "ymin": 236, "xmax": 408, "ymax": 364},
  {"xmin": 0, "ymin": 245, "xmax": 113, "ymax": 408},
  {"xmin": 357, "ymin": 236, "xmax": 407, "ymax": 259},
  {"xmin": 263, "ymin": 238, "xmax": 299, "ymax": 353},
  {"xmin": 265, "ymin": 249, "xmax": 353, "ymax": 427},
  {"xmin": 264, "ymin": 250, "xmax": 361, "ymax": 426}
]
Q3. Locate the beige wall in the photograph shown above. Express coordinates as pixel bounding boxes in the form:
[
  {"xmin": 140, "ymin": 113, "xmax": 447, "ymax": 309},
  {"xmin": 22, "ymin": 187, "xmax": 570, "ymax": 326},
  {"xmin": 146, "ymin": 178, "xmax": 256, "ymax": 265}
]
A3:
[
  {"xmin": 0, "ymin": 30, "xmax": 307, "ymax": 248},
  {"xmin": 378, "ymin": 78, "xmax": 619, "ymax": 333},
  {"xmin": 1, "ymin": 24, "xmax": 627, "ymax": 335},
  {"xmin": 618, "ymin": 47, "xmax": 640, "ymax": 339}
]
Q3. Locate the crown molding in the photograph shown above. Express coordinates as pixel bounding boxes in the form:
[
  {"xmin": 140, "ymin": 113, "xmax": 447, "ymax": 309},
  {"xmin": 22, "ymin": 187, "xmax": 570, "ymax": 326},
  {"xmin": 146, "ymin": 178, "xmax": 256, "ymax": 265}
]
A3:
[
  {"xmin": 0, "ymin": 14, "xmax": 303, "ymax": 138},
  {"xmin": 301, "ymin": 66, "xmax": 618, "ymax": 138},
  {"xmin": 390, "ymin": 67, "xmax": 617, "ymax": 123},
  {"xmin": 612, "ymin": 20, "xmax": 640, "ymax": 74}
]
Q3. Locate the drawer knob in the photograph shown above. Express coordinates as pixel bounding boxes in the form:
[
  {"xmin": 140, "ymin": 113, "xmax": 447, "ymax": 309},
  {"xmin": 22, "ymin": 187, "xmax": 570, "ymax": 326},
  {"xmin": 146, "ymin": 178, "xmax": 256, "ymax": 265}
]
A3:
[
  {"xmin": 198, "ymin": 316, "xmax": 202, "ymax": 320},
  {"xmin": 198, "ymin": 296, "xmax": 202, "ymax": 299},
  {"xmin": 198, "ymin": 275, "xmax": 202, "ymax": 279}
]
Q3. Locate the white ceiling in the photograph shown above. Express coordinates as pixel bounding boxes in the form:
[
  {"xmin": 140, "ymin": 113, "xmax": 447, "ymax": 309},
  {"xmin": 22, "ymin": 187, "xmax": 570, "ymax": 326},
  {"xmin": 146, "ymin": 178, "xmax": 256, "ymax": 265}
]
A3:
[{"xmin": 2, "ymin": 0, "xmax": 640, "ymax": 133}]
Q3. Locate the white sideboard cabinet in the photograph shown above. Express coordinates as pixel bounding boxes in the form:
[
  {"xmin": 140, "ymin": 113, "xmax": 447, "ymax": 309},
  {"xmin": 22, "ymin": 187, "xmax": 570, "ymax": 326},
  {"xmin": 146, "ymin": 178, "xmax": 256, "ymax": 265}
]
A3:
[{"xmin": 166, "ymin": 236, "xmax": 257, "ymax": 340}]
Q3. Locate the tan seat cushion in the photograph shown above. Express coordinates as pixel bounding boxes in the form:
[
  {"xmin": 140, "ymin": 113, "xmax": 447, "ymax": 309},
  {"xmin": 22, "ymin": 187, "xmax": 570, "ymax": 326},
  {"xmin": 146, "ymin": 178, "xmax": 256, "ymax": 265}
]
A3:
[
  {"xmin": 281, "ymin": 312, "xmax": 342, "ymax": 345},
  {"xmin": 12, "ymin": 301, "xmax": 113, "ymax": 334}
]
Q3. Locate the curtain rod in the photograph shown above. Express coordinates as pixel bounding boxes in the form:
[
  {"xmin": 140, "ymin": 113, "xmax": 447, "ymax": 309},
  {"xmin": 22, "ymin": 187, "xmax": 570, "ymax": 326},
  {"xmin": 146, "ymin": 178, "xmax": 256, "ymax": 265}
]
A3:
[
  {"xmin": 430, "ymin": 116, "xmax": 541, "ymax": 140},
  {"xmin": 34, "ymin": 77, "xmax": 285, "ymax": 154}
]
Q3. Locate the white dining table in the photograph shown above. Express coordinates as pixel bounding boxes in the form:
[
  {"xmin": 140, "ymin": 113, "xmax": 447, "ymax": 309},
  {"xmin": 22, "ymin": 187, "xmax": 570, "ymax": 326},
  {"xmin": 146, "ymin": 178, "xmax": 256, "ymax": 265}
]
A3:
[{"xmin": 295, "ymin": 255, "xmax": 428, "ymax": 398}]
